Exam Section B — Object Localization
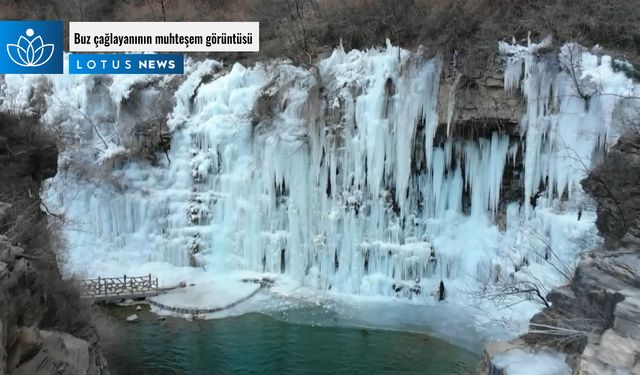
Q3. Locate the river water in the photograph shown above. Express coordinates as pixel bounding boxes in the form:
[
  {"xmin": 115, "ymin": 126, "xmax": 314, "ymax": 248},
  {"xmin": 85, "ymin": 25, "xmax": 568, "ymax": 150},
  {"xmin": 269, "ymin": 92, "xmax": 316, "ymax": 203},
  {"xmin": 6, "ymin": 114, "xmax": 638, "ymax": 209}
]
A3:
[{"xmin": 101, "ymin": 306, "xmax": 477, "ymax": 375}]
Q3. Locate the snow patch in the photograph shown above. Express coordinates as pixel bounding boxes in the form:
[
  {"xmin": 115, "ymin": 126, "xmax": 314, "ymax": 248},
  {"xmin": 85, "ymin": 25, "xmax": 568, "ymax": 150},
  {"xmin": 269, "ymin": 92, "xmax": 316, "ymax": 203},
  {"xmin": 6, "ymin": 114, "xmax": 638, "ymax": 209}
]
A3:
[{"xmin": 493, "ymin": 349, "xmax": 571, "ymax": 375}]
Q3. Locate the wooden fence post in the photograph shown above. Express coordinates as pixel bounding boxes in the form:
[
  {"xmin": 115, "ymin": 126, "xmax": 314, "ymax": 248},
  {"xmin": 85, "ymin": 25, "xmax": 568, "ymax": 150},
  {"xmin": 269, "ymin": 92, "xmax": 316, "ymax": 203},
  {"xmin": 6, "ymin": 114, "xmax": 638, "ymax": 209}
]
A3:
[{"xmin": 81, "ymin": 274, "xmax": 160, "ymax": 300}]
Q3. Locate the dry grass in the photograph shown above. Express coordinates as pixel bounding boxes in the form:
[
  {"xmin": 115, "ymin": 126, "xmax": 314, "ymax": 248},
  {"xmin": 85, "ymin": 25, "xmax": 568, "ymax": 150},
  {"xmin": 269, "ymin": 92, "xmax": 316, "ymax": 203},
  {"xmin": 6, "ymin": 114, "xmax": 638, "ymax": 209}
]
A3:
[
  {"xmin": 2, "ymin": 0, "xmax": 638, "ymax": 67},
  {"xmin": 306, "ymin": 0, "xmax": 639, "ymax": 69}
]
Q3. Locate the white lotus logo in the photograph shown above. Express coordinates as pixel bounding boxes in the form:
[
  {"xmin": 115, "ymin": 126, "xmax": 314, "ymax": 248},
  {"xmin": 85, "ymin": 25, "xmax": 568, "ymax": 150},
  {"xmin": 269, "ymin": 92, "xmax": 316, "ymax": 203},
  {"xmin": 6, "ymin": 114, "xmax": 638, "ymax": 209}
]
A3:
[{"xmin": 6, "ymin": 28, "xmax": 54, "ymax": 67}]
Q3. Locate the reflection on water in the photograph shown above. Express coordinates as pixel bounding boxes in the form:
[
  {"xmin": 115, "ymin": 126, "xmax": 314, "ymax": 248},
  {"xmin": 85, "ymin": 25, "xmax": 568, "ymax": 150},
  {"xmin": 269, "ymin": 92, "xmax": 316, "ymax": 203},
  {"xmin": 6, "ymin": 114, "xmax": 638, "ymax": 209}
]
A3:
[{"xmin": 101, "ymin": 306, "xmax": 477, "ymax": 375}]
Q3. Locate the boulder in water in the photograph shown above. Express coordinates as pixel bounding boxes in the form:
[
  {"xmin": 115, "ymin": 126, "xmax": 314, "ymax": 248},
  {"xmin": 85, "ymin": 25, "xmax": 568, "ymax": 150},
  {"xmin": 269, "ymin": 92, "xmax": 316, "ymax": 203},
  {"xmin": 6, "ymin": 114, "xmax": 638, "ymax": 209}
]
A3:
[{"xmin": 126, "ymin": 314, "xmax": 138, "ymax": 322}]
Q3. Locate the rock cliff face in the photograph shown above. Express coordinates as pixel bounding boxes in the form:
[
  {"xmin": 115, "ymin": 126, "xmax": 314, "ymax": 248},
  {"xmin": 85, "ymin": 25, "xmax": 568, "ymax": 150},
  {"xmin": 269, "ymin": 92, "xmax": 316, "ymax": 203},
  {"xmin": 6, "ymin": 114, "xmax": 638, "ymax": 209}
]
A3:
[
  {"xmin": 436, "ymin": 56, "xmax": 525, "ymax": 219},
  {"xmin": 437, "ymin": 55, "xmax": 524, "ymax": 134},
  {"xmin": 582, "ymin": 131, "xmax": 640, "ymax": 248},
  {"xmin": 480, "ymin": 131, "xmax": 640, "ymax": 374},
  {"xmin": 570, "ymin": 130, "xmax": 640, "ymax": 374},
  {"xmin": 0, "ymin": 114, "xmax": 108, "ymax": 375}
]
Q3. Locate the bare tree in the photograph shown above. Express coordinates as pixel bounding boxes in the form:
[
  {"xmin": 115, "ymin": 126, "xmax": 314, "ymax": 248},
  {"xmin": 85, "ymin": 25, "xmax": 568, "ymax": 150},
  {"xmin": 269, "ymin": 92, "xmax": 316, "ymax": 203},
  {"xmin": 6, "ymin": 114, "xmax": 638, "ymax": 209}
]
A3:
[
  {"xmin": 483, "ymin": 272, "xmax": 552, "ymax": 308},
  {"xmin": 528, "ymin": 309, "xmax": 607, "ymax": 348},
  {"xmin": 50, "ymin": 95, "xmax": 109, "ymax": 149},
  {"xmin": 282, "ymin": 0, "xmax": 317, "ymax": 64},
  {"xmin": 477, "ymin": 225, "xmax": 576, "ymax": 310},
  {"xmin": 159, "ymin": 0, "xmax": 168, "ymax": 21},
  {"xmin": 560, "ymin": 139, "xmax": 628, "ymax": 236},
  {"xmin": 521, "ymin": 227, "xmax": 575, "ymax": 281},
  {"xmin": 559, "ymin": 44, "xmax": 591, "ymax": 104}
]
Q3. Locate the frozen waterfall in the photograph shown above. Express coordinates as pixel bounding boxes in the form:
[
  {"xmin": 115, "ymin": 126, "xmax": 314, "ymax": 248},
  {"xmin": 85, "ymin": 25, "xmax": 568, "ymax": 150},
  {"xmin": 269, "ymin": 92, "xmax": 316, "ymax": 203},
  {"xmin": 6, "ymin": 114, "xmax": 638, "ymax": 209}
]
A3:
[{"xmin": 1, "ymin": 41, "xmax": 637, "ymax": 326}]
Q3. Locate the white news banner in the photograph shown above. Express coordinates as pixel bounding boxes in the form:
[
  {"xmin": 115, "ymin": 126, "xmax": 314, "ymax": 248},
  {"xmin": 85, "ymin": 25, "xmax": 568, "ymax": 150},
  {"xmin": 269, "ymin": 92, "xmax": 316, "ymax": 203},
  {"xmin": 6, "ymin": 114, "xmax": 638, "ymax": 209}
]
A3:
[{"xmin": 69, "ymin": 22, "xmax": 259, "ymax": 52}]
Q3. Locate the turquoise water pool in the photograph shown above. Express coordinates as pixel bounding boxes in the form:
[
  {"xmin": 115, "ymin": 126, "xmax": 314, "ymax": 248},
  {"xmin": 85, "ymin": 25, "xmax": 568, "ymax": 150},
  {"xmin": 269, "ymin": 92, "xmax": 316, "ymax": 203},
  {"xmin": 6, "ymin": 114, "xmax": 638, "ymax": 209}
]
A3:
[{"xmin": 101, "ymin": 307, "xmax": 477, "ymax": 375}]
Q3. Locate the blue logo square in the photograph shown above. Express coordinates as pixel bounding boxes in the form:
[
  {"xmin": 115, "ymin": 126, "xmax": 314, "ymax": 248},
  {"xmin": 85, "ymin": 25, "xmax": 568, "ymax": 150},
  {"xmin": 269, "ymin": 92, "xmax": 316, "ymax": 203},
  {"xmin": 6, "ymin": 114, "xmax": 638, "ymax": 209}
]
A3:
[{"xmin": 0, "ymin": 21, "xmax": 63, "ymax": 74}]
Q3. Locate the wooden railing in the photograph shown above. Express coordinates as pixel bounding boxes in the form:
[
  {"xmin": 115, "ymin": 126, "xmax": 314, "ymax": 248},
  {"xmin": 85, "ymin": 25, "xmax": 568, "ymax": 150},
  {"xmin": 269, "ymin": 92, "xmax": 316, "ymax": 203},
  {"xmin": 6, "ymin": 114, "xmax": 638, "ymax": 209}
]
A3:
[{"xmin": 80, "ymin": 274, "xmax": 159, "ymax": 300}]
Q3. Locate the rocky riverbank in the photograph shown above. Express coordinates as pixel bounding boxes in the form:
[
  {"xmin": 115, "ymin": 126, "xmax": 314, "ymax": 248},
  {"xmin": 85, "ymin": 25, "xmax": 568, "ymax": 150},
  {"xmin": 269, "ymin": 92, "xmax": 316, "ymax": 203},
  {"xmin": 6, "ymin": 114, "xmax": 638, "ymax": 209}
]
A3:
[
  {"xmin": 479, "ymin": 130, "xmax": 640, "ymax": 374},
  {"xmin": 0, "ymin": 114, "xmax": 108, "ymax": 375}
]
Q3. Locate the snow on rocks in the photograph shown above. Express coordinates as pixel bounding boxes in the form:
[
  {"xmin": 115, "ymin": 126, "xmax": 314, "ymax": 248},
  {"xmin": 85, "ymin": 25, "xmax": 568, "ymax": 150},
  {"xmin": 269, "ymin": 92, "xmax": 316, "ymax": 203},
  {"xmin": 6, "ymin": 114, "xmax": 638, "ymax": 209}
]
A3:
[
  {"xmin": 126, "ymin": 314, "xmax": 138, "ymax": 322},
  {"xmin": 492, "ymin": 348, "xmax": 570, "ymax": 375}
]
